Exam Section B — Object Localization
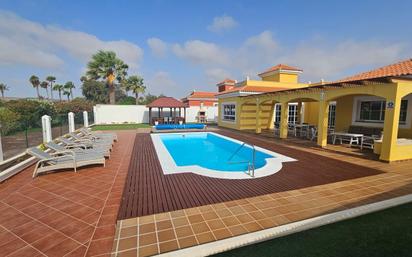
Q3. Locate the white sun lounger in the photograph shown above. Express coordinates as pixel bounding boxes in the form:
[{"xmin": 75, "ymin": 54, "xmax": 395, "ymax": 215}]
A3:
[
  {"xmin": 46, "ymin": 141, "xmax": 110, "ymax": 158},
  {"xmin": 27, "ymin": 147, "xmax": 105, "ymax": 178}
]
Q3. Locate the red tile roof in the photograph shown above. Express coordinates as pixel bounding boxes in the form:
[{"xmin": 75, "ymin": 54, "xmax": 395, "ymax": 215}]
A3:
[
  {"xmin": 217, "ymin": 85, "xmax": 288, "ymax": 95},
  {"xmin": 147, "ymin": 97, "xmax": 186, "ymax": 108},
  {"xmin": 337, "ymin": 58, "xmax": 412, "ymax": 83},
  {"xmin": 188, "ymin": 91, "xmax": 217, "ymax": 98},
  {"xmin": 258, "ymin": 64, "xmax": 303, "ymax": 76}
]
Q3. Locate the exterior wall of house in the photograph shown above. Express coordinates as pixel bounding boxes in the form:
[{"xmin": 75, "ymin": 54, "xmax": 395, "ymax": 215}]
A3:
[
  {"xmin": 261, "ymin": 73, "xmax": 299, "ymax": 83},
  {"xmin": 218, "ymin": 79, "xmax": 412, "ymax": 162}
]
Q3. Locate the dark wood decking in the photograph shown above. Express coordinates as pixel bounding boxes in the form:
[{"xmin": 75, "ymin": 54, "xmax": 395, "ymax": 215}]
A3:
[{"xmin": 118, "ymin": 131, "xmax": 383, "ymax": 220}]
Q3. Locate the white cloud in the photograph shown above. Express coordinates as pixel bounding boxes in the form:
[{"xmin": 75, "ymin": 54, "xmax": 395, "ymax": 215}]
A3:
[
  {"xmin": 204, "ymin": 68, "xmax": 233, "ymax": 83},
  {"xmin": 147, "ymin": 37, "xmax": 168, "ymax": 58},
  {"xmin": 172, "ymin": 40, "xmax": 229, "ymax": 66},
  {"xmin": 278, "ymin": 40, "xmax": 406, "ymax": 81},
  {"xmin": 207, "ymin": 15, "xmax": 238, "ymax": 33},
  {"xmin": 146, "ymin": 71, "xmax": 180, "ymax": 97},
  {"xmin": 0, "ymin": 11, "xmax": 144, "ymax": 70},
  {"xmin": 171, "ymin": 30, "xmax": 408, "ymax": 84}
]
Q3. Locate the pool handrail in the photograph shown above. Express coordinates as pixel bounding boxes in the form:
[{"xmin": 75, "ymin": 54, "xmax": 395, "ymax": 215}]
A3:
[{"xmin": 227, "ymin": 142, "xmax": 256, "ymax": 177}]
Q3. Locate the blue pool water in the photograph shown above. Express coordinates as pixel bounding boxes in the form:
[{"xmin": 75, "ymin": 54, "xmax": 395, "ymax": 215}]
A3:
[{"xmin": 159, "ymin": 133, "xmax": 274, "ymax": 172}]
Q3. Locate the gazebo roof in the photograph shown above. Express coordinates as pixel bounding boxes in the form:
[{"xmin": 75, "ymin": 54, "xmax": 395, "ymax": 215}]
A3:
[{"xmin": 146, "ymin": 97, "xmax": 187, "ymax": 108}]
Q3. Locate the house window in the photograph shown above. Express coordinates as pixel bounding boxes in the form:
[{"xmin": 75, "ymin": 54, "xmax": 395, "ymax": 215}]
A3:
[
  {"xmin": 288, "ymin": 104, "xmax": 298, "ymax": 124},
  {"xmin": 357, "ymin": 100, "xmax": 408, "ymax": 124},
  {"xmin": 222, "ymin": 104, "xmax": 236, "ymax": 121},
  {"xmin": 328, "ymin": 104, "xmax": 336, "ymax": 128},
  {"xmin": 274, "ymin": 104, "xmax": 298, "ymax": 124}
]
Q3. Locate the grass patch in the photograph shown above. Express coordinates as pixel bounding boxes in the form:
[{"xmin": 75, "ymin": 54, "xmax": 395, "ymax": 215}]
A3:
[
  {"xmin": 214, "ymin": 202, "xmax": 412, "ymax": 257},
  {"xmin": 91, "ymin": 123, "xmax": 151, "ymax": 131}
]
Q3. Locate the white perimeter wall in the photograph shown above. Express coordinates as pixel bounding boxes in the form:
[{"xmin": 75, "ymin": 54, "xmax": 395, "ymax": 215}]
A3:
[{"xmin": 94, "ymin": 104, "xmax": 218, "ymax": 124}]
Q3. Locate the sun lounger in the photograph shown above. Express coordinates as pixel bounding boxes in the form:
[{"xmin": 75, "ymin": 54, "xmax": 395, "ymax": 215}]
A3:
[
  {"xmin": 68, "ymin": 133, "xmax": 113, "ymax": 150},
  {"xmin": 46, "ymin": 141, "xmax": 110, "ymax": 158},
  {"xmin": 58, "ymin": 136, "xmax": 112, "ymax": 152},
  {"xmin": 79, "ymin": 127, "xmax": 118, "ymax": 142},
  {"xmin": 27, "ymin": 147, "xmax": 105, "ymax": 178}
]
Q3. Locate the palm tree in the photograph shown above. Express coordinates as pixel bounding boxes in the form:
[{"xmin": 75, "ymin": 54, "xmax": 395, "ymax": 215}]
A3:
[
  {"xmin": 53, "ymin": 84, "xmax": 64, "ymax": 101},
  {"xmin": 46, "ymin": 76, "xmax": 56, "ymax": 99},
  {"xmin": 85, "ymin": 50, "xmax": 128, "ymax": 104},
  {"xmin": 29, "ymin": 75, "xmax": 40, "ymax": 99},
  {"xmin": 40, "ymin": 81, "xmax": 49, "ymax": 98},
  {"xmin": 64, "ymin": 81, "xmax": 75, "ymax": 100},
  {"xmin": 124, "ymin": 75, "xmax": 145, "ymax": 105},
  {"xmin": 63, "ymin": 89, "xmax": 71, "ymax": 101},
  {"xmin": 0, "ymin": 83, "xmax": 9, "ymax": 99}
]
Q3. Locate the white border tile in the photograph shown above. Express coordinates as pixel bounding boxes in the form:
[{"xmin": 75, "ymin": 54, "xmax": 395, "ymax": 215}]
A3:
[{"xmin": 151, "ymin": 132, "xmax": 296, "ymax": 179}]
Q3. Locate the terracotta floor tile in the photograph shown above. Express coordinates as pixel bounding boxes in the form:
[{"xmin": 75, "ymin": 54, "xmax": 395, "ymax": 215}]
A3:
[
  {"xmin": 228, "ymin": 224, "xmax": 248, "ymax": 236},
  {"xmin": 156, "ymin": 220, "xmax": 173, "ymax": 231},
  {"xmin": 212, "ymin": 228, "xmax": 232, "ymax": 240},
  {"xmin": 171, "ymin": 216, "xmax": 189, "ymax": 228},
  {"xmin": 235, "ymin": 213, "xmax": 253, "ymax": 224},
  {"xmin": 64, "ymin": 245, "xmax": 87, "ymax": 257},
  {"xmin": 221, "ymin": 216, "xmax": 240, "ymax": 227},
  {"xmin": 216, "ymin": 208, "xmax": 232, "ymax": 218},
  {"xmin": 154, "ymin": 212, "xmax": 170, "ymax": 221},
  {"xmin": 6, "ymin": 245, "xmax": 42, "ymax": 257},
  {"xmin": 178, "ymin": 235, "xmax": 198, "ymax": 248},
  {"xmin": 170, "ymin": 210, "xmax": 185, "ymax": 218},
  {"xmin": 159, "ymin": 240, "xmax": 179, "ymax": 254},
  {"xmin": 202, "ymin": 211, "xmax": 219, "ymax": 221},
  {"xmin": 139, "ymin": 223, "xmax": 155, "ymax": 234},
  {"xmin": 138, "ymin": 244, "xmax": 159, "ymax": 257},
  {"xmin": 117, "ymin": 236, "xmax": 137, "ymax": 251},
  {"xmin": 117, "ymin": 248, "xmax": 138, "ymax": 257},
  {"xmin": 94, "ymin": 225, "xmax": 116, "ymax": 240},
  {"xmin": 191, "ymin": 222, "xmax": 210, "ymax": 234},
  {"xmin": 196, "ymin": 231, "xmax": 216, "ymax": 245},
  {"xmin": 43, "ymin": 238, "xmax": 81, "ymax": 257},
  {"xmin": 31, "ymin": 231, "xmax": 68, "ymax": 252},
  {"xmin": 139, "ymin": 232, "xmax": 157, "ymax": 246},
  {"xmin": 0, "ymin": 236, "xmax": 27, "ymax": 256},
  {"xmin": 157, "ymin": 229, "xmax": 176, "ymax": 242},
  {"xmin": 175, "ymin": 225, "xmax": 194, "ymax": 238},
  {"xmin": 243, "ymin": 221, "xmax": 263, "ymax": 233},
  {"xmin": 206, "ymin": 219, "xmax": 225, "ymax": 230},
  {"xmin": 119, "ymin": 226, "xmax": 137, "ymax": 238},
  {"xmin": 187, "ymin": 214, "xmax": 204, "ymax": 224},
  {"xmin": 71, "ymin": 226, "xmax": 95, "ymax": 245},
  {"xmin": 86, "ymin": 237, "xmax": 115, "ymax": 256}
]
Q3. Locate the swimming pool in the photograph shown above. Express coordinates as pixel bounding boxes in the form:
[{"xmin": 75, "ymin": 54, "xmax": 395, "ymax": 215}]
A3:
[
  {"xmin": 151, "ymin": 132, "xmax": 295, "ymax": 179},
  {"xmin": 154, "ymin": 124, "xmax": 206, "ymax": 130}
]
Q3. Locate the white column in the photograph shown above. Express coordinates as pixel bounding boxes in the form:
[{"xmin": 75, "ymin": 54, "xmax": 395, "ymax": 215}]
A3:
[
  {"xmin": 83, "ymin": 111, "xmax": 89, "ymax": 127},
  {"xmin": 68, "ymin": 112, "xmax": 75, "ymax": 133},
  {"xmin": 41, "ymin": 115, "xmax": 52, "ymax": 143},
  {"xmin": 93, "ymin": 106, "xmax": 97, "ymax": 124}
]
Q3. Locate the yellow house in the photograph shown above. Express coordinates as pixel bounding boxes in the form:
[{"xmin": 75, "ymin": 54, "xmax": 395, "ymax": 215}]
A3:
[
  {"xmin": 217, "ymin": 59, "xmax": 412, "ymax": 162},
  {"xmin": 217, "ymin": 64, "xmax": 309, "ymax": 130}
]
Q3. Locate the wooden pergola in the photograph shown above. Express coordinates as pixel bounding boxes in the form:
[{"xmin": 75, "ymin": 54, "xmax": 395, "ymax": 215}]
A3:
[{"xmin": 147, "ymin": 97, "xmax": 187, "ymax": 125}]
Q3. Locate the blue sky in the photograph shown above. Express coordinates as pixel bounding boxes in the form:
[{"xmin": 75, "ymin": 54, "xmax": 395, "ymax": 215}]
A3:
[{"xmin": 0, "ymin": 0, "xmax": 411, "ymax": 98}]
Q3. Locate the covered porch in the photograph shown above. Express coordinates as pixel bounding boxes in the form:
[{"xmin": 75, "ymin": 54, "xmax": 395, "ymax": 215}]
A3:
[{"xmin": 244, "ymin": 77, "xmax": 412, "ymax": 162}]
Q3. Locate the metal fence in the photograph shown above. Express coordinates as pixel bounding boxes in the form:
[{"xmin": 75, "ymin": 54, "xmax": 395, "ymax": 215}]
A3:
[{"xmin": 0, "ymin": 112, "xmax": 90, "ymax": 161}]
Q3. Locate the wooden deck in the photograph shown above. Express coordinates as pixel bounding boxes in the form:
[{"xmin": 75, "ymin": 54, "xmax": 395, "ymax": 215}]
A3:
[{"xmin": 117, "ymin": 130, "xmax": 385, "ymax": 220}]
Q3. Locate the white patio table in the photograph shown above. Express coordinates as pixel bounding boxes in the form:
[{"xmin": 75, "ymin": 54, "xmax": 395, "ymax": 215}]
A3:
[{"xmin": 332, "ymin": 132, "xmax": 364, "ymax": 149}]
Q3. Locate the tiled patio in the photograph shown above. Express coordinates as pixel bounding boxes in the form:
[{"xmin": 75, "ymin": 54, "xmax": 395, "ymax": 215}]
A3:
[
  {"xmin": 1, "ymin": 128, "xmax": 412, "ymax": 257},
  {"xmin": 0, "ymin": 131, "xmax": 135, "ymax": 257}
]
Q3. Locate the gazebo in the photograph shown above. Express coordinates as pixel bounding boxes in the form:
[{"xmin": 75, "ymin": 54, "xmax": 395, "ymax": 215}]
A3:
[{"xmin": 147, "ymin": 97, "xmax": 187, "ymax": 125}]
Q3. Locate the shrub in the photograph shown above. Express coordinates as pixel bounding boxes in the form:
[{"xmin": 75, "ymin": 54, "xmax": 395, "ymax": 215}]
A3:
[
  {"xmin": 0, "ymin": 108, "xmax": 21, "ymax": 135},
  {"xmin": 118, "ymin": 96, "xmax": 136, "ymax": 105}
]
